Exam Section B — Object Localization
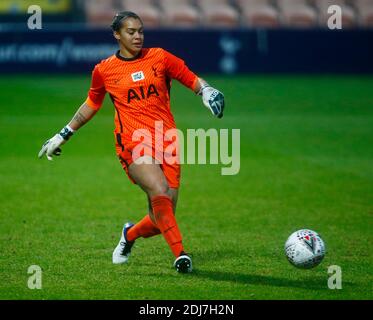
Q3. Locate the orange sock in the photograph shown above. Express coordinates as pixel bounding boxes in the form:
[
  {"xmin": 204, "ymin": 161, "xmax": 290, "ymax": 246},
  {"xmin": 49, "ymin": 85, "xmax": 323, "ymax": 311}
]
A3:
[
  {"xmin": 151, "ymin": 195, "xmax": 184, "ymax": 257},
  {"xmin": 126, "ymin": 214, "xmax": 161, "ymax": 242}
]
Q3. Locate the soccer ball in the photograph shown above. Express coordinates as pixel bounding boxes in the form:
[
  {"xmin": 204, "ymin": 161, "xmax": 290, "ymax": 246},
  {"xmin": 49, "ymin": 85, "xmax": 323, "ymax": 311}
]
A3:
[{"xmin": 285, "ymin": 229, "xmax": 326, "ymax": 269}]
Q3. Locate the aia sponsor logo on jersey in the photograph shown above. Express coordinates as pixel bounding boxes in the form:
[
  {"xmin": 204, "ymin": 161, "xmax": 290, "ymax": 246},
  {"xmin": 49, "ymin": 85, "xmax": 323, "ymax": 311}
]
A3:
[
  {"xmin": 131, "ymin": 71, "xmax": 145, "ymax": 82},
  {"xmin": 127, "ymin": 84, "xmax": 159, "ymax": 103}
]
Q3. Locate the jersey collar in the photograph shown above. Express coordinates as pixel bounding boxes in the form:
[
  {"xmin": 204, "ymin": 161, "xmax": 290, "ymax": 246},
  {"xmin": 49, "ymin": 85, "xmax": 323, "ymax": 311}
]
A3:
[{"xmin": 115, "ymin": 50, "xmax": 142, "ymax": 62}]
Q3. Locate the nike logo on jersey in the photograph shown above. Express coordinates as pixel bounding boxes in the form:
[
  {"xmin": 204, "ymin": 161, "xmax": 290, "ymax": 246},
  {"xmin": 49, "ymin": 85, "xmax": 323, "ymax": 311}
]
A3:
[{"xmin": 131, "ymin": 71, "xmax": 145, "ymax": 82}]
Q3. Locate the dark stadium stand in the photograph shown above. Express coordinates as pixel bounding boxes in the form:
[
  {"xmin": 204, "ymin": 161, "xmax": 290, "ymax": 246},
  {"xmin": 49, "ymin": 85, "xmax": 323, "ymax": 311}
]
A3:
[
  {"xmin": 1, "ymin": 1, "xmax": 372, "ymax": 74},
  {"xmin": 356, "ymin": 0, "xmax": 373, "ymax": 27},
  {"xmin": 237, "ymin": 0, "xmax": 280, "ymax": 28},
  {"xmin": 82, "ymin": 0, "xmax": 373, "ymax": 29},
  {"xmin": 278, "ymin": 0, "xmax": 318, "ymax": 27},
  {"xmin": 159, "ymin": 0, "xmax": 201, "ymax": 28},
  {"xmin": 1, "ymin": 0, "xmax": 372, "ymax": 29},
  {"xmin": 120, "ymin": 0, "xmax": 162, "ymax": 27},
  {"xmin": 196, "ymin": 0, "xmax": 241, "ymax": 27},
  {"xmin": 84, "ymin": 0, "xmax": 116, "ymax": 26}
]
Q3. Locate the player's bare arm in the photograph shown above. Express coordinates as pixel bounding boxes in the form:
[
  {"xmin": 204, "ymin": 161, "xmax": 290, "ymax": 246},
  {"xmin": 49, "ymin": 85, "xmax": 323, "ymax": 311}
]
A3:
[
  {"xmin": 68, "ymin": 102, "xmax": 98, "ymax": 131},
  {"xmin": 38, "ymin": 102, "xmax": 97, "ymax": 160}
]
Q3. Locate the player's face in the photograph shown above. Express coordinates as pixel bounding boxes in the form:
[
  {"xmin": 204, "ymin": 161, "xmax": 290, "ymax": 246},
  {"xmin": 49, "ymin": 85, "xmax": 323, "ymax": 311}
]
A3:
[{"xmin": 115, "ymin": 18, "xmax": 144, "ymax": 57}]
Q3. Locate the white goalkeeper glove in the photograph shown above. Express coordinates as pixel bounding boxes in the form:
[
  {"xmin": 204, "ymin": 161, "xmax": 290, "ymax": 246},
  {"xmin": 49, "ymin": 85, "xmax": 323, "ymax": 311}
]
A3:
[
  {"xmin": 199, "ymin": 85, "xmax": 225, "ymax": 118},
  {"xmin": 38, "ymin": 125, "xmax": 74, "ymax": 161}
]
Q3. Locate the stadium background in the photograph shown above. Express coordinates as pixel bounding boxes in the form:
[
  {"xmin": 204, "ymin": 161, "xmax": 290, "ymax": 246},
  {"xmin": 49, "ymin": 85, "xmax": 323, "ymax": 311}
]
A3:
[{"xmin": 0, "ymin": 0, "xmax": 372, "ymax": 300}]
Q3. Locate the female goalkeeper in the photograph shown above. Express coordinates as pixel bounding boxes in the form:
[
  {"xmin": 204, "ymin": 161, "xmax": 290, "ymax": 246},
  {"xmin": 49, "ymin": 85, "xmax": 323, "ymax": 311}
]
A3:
[{"xmin": 38, "ymin": 11, "xmax": 225, "ymax": 273}]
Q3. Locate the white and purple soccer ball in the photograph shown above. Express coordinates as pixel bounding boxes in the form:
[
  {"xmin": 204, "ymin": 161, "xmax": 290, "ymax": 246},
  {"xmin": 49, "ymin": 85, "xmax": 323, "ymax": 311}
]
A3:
[{"xmin": 285, "ymin": 229, "xmax": 326, "ymax": 269}]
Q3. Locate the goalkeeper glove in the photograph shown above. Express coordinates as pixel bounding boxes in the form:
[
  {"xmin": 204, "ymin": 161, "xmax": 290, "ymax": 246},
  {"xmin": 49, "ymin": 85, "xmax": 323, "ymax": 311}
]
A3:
[
  {"xmin": 38, "ymin": 125, "xmax": 74, "ymax": 161},
  {"xmin": 199, "ymin": 85, "xmax": 225, "ymax": 119}
]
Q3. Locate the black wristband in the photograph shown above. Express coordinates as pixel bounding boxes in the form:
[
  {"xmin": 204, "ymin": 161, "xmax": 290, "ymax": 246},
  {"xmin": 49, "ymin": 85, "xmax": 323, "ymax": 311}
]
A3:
[{"xmin": 59, "ymin": 126, "xmax": 74, "ymax": 141}]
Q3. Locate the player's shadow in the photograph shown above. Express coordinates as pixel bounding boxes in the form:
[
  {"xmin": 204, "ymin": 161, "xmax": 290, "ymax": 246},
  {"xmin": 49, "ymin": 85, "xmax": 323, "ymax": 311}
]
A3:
[
  {"xmin": 190, "ymin": 249, "xmax": 356, "ymax": 290},
  {"xmin": 193, "ymin": 270, "xmax": 321, "ymax": 289},
  {"xmin": 192, "ymin": 269, "xmax": 354, "ymax": 290}
]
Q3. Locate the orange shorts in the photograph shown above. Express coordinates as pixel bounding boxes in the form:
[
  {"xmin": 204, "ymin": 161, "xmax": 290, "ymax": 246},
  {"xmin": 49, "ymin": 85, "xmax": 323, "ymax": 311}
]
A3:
[{"xmin": 115, "ymin": 134, "xmax": 181, "ymax": 189}]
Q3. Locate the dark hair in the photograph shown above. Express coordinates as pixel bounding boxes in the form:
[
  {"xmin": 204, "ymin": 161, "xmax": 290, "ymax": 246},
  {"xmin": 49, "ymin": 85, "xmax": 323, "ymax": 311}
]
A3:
[{"xmin": 111, "ymin": 11, "xmax": 143, "ymax": 32}]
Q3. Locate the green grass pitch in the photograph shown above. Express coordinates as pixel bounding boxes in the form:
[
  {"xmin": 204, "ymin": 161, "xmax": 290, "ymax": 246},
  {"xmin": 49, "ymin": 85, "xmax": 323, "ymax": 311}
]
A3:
[{"xmin": 0, "ymin": 74, "xmax": 372, "ymax": 300}]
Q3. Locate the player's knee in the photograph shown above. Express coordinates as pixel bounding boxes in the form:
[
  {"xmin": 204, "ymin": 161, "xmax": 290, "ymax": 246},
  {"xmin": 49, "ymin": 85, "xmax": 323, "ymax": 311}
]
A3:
[{"xmin": 148, "ymin": 182, "xmax": 169, "ymax": 198}]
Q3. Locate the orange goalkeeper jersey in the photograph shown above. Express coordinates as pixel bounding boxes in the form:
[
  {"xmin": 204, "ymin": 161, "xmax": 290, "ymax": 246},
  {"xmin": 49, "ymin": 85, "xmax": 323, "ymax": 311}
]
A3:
[{"xmin": 85, "ymin": 48, "xmax": 198, "ymax": 148}]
